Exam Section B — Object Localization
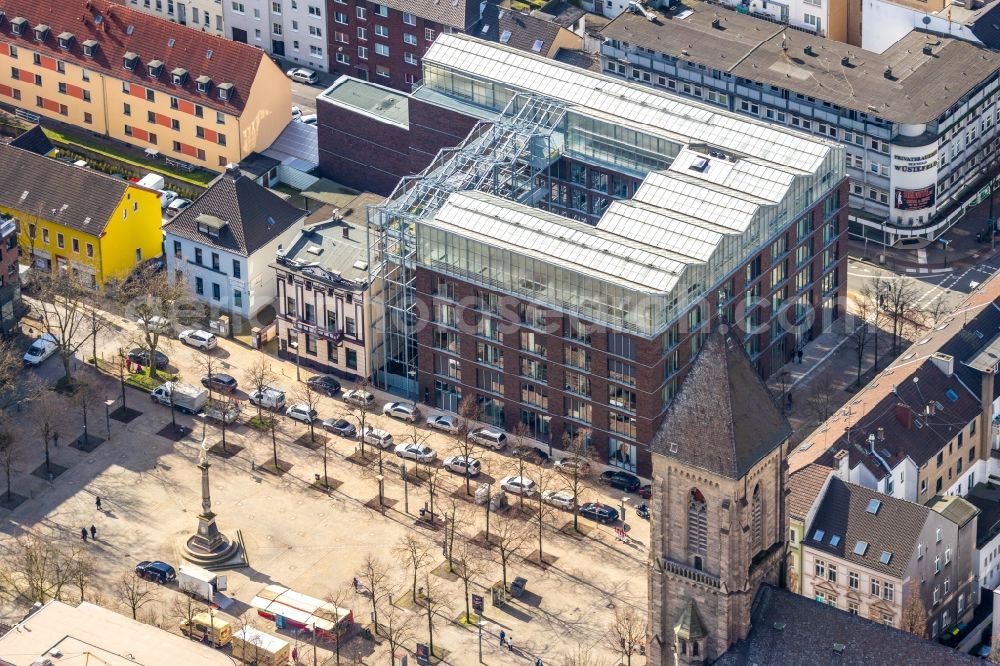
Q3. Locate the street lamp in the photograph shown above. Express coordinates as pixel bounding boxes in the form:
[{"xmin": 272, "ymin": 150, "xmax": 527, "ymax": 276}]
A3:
[
  {"xmin": 401, "ymin": 463, "xmax": 409, "ymax": 514},
  {"xmin": 478, "ymin": 619, "xmax": 490, "ymax": 663},
  {"xmin": 104, "ymin": 398, "xmax": 115, "ymax": 438},
  {"xmin": 620, "ymin": 496, "xmax": 630, "ymax": 522},
  {"xmin": 289, "ymin": 340, "xmax": 301, "ymax": 382},
  {"xmin": 376, "ymin": 474, "xmax": 385, "ymax": 508}
]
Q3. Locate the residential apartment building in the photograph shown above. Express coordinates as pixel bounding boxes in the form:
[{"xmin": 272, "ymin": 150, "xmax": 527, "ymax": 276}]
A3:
[
  {"xmin": 0, "ymin": 141, "xmax": 161, "ymax": 290},
  {"xmin": 114, "ymin": 0, "xmax": 225, "ymax": 36},
  {"xmin": 224, "ymin": 0, "xmax": 330, "ymax": 72},
  {"xmin": 164, "ymin": 165, "xmax": 305, "ymax": 322},
  {"xmin": 716, "ymin": 0, "xmax": 849, "ymax": 42},
  {"xmin": 272, "ymin": 193, "xmax": 381, "ymax": 380},
  {"xmin": 0, "ymin": 212, "xmax": 21, "ymax": 336},
  {"xmin": 320, "ymin": 34, "xmax": 848, "ymax": 474},
  {"xmin": 967, "ymin": 483, "xmax": 1000, "ymax": 591},
  {"xmin": 802, "ymin": 478, "xmax": 979, "ymax": 639},
  {"xmin": 599, "ymin": 2, "xmax": 1000, "ymax": 245},
  {"xmin": 787, "ymin": 463, "xmax": 834, "ymax": 594},
  {"xmin": 0, "ymin": 0, "xmax": 290, "ymax": 173}
]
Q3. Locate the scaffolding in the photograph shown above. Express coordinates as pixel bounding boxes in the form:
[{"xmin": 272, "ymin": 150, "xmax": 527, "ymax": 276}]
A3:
[{"xmin": 367, "ymin": 93, "xmax": 567, "ymax": 396}]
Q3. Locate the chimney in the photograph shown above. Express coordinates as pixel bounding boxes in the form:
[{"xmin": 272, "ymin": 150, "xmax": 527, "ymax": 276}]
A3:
[
  {"xmin": 926, "ymin": 402, "xmax": 936, "ymax": 416},
  {"xmin": 895, "ymin": 403, "xmax": 913, "ymax": 429},
  {"xmin": 225, "ymin": 163, "xmax": 240, "ymax": 179},
  {"xmin": 877, "ymin": 427, "xmax": 885, "ymax": 442},
  {"xmin": 931, "ymin": 352, "xmax": 954, "ymax": 376},
  {"xmin": 834, "ymin": 449, "xmax": 849, "ymax": 479},
  {"xmin": 342, "ymin": 226, "xmax": 349, "ymax": 239},
  {"xmin": 868, "ymin": 433, "xmax": 877, "ymax": 455},
  {"xmin": 712, "ymin": 18, "xmax": 722, "ymax": 29}
]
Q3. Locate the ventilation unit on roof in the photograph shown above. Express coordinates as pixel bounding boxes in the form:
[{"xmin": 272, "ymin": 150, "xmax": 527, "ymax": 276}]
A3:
[
  {"xmin": 123, "ymin": 51, "xmax": 138, "ymax": 70},
  {"xmin": 499, "ymin": 30, "xmax": 512, "ymax": 43},
  {"xmin": 689, "ymin": 157, "xmax": 710, "ymax": 173}
]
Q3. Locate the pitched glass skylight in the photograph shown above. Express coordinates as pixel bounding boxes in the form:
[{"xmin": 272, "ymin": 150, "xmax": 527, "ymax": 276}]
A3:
[{"xmin": 854, "ymin": 541, "xmax": 868, "ymax": 556}]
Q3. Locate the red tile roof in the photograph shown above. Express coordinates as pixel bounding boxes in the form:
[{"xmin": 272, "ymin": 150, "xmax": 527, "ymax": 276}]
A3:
[{"xmin": 0, "ymin": 0, "xmax": 265, "ymax": 113}]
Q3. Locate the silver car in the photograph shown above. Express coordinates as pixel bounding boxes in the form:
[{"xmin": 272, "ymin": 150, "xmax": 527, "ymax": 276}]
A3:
[
  {"xmin": 499, "ymin": 475, "xmax": 537, "ymax": 497},
  {"xmin": 394, "ymin": 442, "xmax": 436, "ymax": 463},
  {"xmin": 383, "ymin": 401, "xmax": 421, "ymax": 423},
  {"xmin": 541, "ymin": 490, "xmax": 575, "ymax": 510},
  {"xmin": 178, "ymin": 329, "xmax": 217, "ymax": 350},
  {"xmin": 427, "ymin": 414, "xmax": 459, "ymax": 434},
  {"xmin": 343, "ymin": 389, "xmax": 376, "ymax": 408},
  {"xmin": 443, "ymin": 455, "xmax": 481, "ymax": 477}
]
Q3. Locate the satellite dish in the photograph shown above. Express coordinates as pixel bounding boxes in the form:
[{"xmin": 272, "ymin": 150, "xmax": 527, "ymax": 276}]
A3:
[{"xmin": 922, "ymin": 16, "xmax": 931, "ymax": 25}]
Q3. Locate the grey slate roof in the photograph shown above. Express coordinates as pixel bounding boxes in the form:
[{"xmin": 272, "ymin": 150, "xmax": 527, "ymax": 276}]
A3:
[
  {"xmin": 938, "ymin": 303, "xmax": 1000, "ymax": 399},
  {"xmin": 535, "ymin": 0, "xmax": 586, "ymax": 29},
  {"xmin": 714, "ymin": 584, "xmax": 981, "ymax": 665},
  {"xmin": 163, "ymin": 166, "xmax": 305, "ymax": 257},
  {"xmin": 804, "ymin": 477, "xmax": 928, "ymax": 578},
  {"xmin": 650, "ymin": 331, "xmax": 790, "ymax": 479},
  {"xmin": 9, "ymin": 126, "xmax": 55, "ymax": 156},
  {"xmin": 477, "ymin": 5, "xmax": 565, "ymax": 55},
  {"xmin": 601, "ymin": 1, "xmax": 1000, "ymax": 124},
  {"xmin": 0, "ymin": 142, "xmax": 129, "ymax": 235}
]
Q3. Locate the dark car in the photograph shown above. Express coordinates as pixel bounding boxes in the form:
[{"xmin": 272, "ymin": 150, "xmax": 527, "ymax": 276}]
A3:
[
  {"xmin": 638, "ymin": 484, "xmax": 652, "ymax": 499},
  {"xmin": 128, "ymin": 348, "xmax": 169, "ymax": 370},
  {"xmin": 307, "ymin": 375, "xmax": 342, "ymax": 396},
  {"xmin": 599, "ymin": 470, "xmax": 642, "ymax": 493},
  {"xmin": 135, "ymin": 560, "xmax": 176, "ymax": 583},
  {"xmin": 579, "ymin": 502, "xmax": 619, "ymax": 524},
  {"xmin": 201, "ymin": 373, "xmax": 238, "ymax": 393},
  {"xmin": 322, "ymin": 417, "xmax": 356, "ymax": 437}
]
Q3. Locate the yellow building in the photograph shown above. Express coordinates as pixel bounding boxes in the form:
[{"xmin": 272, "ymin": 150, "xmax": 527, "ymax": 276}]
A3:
[
  {"xmin": 0, "ymin": 0, "xmax": 291, "ymax": 172},
  {"xmin": 0, "ymin": 140, "xmax": 162, "ymax": 288}
]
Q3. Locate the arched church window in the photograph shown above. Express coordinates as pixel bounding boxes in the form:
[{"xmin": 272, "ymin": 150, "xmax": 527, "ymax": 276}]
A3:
[{"xmin": 688, "ymin": 488, "xmax": 707, "ymax": 567}]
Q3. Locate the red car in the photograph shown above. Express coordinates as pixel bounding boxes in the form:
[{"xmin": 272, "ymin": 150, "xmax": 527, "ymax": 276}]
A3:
[{"xmin": 638, "ymin": 484, "xmax": 652, "ymax": 499}]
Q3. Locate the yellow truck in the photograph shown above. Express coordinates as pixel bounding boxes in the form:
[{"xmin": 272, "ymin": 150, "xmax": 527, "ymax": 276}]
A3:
[
  {"xmin": 231, "ymin": 627, "xmax": 291, "ymax": 666},
  {"xmin": 179, "ymin": 612, "xmax": 232, "ymax": 647}
]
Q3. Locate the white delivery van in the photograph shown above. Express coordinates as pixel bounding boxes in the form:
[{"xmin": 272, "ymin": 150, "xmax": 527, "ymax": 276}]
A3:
[
  {"xmin": 150, "ymin": 382, "xmax": 209, "ymax": 414},
  {"xmin": 178, "ymin": 564, "xmax": 227, "ymax": 603},
  {"xmin": 136, "ymin": 173, "xmax": 166, "ymax": 191},
  {"xmin": 23, "ymin": 333, "xmax": 57, "ymax": 366}
]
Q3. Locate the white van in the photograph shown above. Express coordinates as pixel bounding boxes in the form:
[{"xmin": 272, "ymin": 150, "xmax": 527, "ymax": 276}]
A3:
[
  {"xmin": 23, "ymin": 333, "xmax": 57, "ymax": 366},
  {"xmin": 360, "ymin": 426, "xmax": 394, "ymax": 449},
  {"xmin": 470, "ymin": 426, "xmax": 508, "ymax": 450},
  {"xmin": 249, "ymin": 386, "xmax": 286, "ymax": 410}
]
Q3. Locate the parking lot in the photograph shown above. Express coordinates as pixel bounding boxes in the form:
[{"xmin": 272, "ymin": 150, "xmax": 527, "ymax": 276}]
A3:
[{"xmin": 2, "ymin": 308, "xmax": 649, "ymax": 664}]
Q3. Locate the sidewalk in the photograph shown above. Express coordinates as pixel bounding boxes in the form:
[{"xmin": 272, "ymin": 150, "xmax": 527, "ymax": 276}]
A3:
[{"xmin": 765, "ymin": 317, "xmax": 852, "ymax": 398}]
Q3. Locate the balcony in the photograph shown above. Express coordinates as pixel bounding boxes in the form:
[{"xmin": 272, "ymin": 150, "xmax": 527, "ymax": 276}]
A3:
[
  {"xmin": 658, "ymin": 557, "xmax": 721, "ymax": 588},
  {"xmin": 289, "ymin": 317, "xmax": 343, "ymax": 344}
]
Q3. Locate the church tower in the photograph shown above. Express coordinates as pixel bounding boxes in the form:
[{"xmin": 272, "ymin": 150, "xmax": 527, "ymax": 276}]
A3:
[{"xmin": 646, "ymin": 331, "xmax": 791, "ymax": 666}]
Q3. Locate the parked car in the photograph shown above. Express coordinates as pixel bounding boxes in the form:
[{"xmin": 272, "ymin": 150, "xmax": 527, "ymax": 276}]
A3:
[
  {"xmin": 394, "ymin": 442, "xmax": 436, "ymax": 464},
  {"xmin": 599, "ymin": 470, "xmax": 642, "ymax": 493},
  {"xmin": 166, "ymin": 197, "xmax": 192, "ymax": 216},
  {"xmin": 360, "ymin": 426, "xmax": 394, "ymax": 449},
  {"xmin": 427, "ymin": 414, "xmax": 459, "ymax": 434},
  {"xmin": 638, "ymin": 484, "xmax": 652, "ymax": 499},
  {"xmin": 23, "ymin": 333, "xmax": 57, "ymax": 366},
  {"xmin": 249, "ymin": 386, "xmax": 286, "ymax": 410},
  {"xmin": 554, "ymin": 457, "xmax": 591, "ymax": 474},
  {"xmin": 443, "ymin": 455, "xmax": 481, "ymax": 477},
  {"xmin": 286, "ymin": 67, "xmax": 319, "ymax": 84},
  {"xmin": 383, "ymin": 401, "xmax": 421, "ymax": 423},
  {"xmin": 322, "ymin": 417, "xmax": 356, "ymax": 437},
  {"xmin": 343, "ymin": 389, "xmax": 376, "ymax": 409},
  {"xmin": 135, "ymin": 560, "xmax": 176, "ymax": 584},
  {"xmin": 307, "ymin": 375, "xmax": 342, "ymax": 396},
  {"xmin": 158, "ymin": 189, "xmax": 178, "ymax": 209},
  {"xmin": 136, "ymin": 315, "xmax": 171, "ymax": 333},
  {"xmin": 300, "ymin": 113, "xmax": 317, "ymax": 125},
  {"xmin": 285, "ymin": 403, "xmax": 318, "ymax": 423},
  {"xmin": 579, "ymin": 502, "xmax": 619, "ymax": 524},
  {"xmin": 128, "ymin": 348, "xmax": 169, "ymax": 369},
  {"xmin": 541, "ymin": 489, "xmax": 575, "ymax": 510},
  {"xmin": 469, "ymin": 427, "xmax": 507, "ymax": 450},
  {"xmin": 499, "ymin": 475, "xmax": 537, "ymax": 497},
  {"xmin": 201, "ymin": 373, "xmax": 238, "ymax": 394},
  {"xmin": 179, "ymin": 329, "xmax": 217, "ymax": 350}
]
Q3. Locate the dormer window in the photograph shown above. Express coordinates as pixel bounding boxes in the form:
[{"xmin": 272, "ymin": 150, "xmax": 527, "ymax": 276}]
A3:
[
  {"xmin": 10, "ymin": 17, "xmax": 26, "ymax": 37},
  {"xmin": 147, "ymin": 60, "xmax": 164, "ymax": 78},
  {"xmin": 57, "ymin": 32, "xmax": 74, "ymax": 49},
  {"xmin": 123, "ymin": 51, "xmax": 139, "ymax": 71},
  {"xmin": 82, "ymin": 40, "xmax": 98, "ymax": 58},
  {"xmin": 217, "ymin": 82, "xmax": 234, "ymax": 101},
  {"xmin": 195, "ymin": 214, "xmax": 227, "ymax": 238},
  {"xmin": 196, "ymin": 75, "xmax": 212, "ymax": 94},
  {"xmin": 33, "ymin": 23, "xmax": 48, "ymax": 42},
  {"xmin": 170, "ymin": 68, "xmax": 188, "ymax": 85}
]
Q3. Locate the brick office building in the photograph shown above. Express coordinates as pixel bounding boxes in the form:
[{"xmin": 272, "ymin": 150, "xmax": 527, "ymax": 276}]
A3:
[{"xmin": 318, "ymin": 35, "xmax": 848, "ymax": 475}]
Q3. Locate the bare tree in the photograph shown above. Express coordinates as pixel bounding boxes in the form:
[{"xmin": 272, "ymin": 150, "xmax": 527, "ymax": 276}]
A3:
[
  {"xmin": 494, "ymin": 513, "xmax": 528, "ymax": 593},
  {"xmin": 382, "ymin": 601, "xmax": 415, "ymax": 666},
  {"xmin": 882, "ymin": 277, "xmax": 924, "ymax": 353},
  {"xmin": 859, "ymin": 278, "xmax": 889, "ymax": 372},
  {"xmin": 425, "ymin": 465, "xmax": 443, "ymax": 519},
  {"xmin": 115, "ymin": 571, "xmax": 157, "ymax": 620},
  {"xmin": 443, "ymin": 498, "xmax": 470, "ymax": 573},
  {"xmin": 606, "ymin": 606, "xmax": 646, "ymax": 666},
  {"xmin": 325, "ymin": 583, "xmax": 354, "ymax": 665},
  {"xmin": 534, "ymin": 465, "xmax": 557, "ymax": 564},
  {"xmin": 37, "ymin": 392, "xmax": 59, "ymax": 476},
  {"xmin": 115, "ymin": 265, "xmax": 188, "ymax": 380},
  {"xmin": 805, "ymin": 369, "xmax": 839, "ymax": 425},
  {"xmin": 0, "ymin": 534, "xmax": 76, "ymax": 603},
  {"xmin": 0, "ymin": 337, "xmax": 41, "ymax": 412},
  {"xmin": 170, "ymin": 594, "xmax": 207, "ymax": 641},
  {"xmin": 562, "ymin": 645, "xmax": 613, "ymax": 666},
  {"xmin": 34, "ymin": 270, "xmax": 94, "ymax": 384},
  {"xmin": 848, "ymin": 295, "xmax": 873, "ymax": 388},
  {"xmin": 70, "ymin": 546, "xmax": 94, "ymax": 603},
  {"xmin": 898, "ymin": 583, "xmax": 928, "ymax": 638},
  {"xmin": 0, "ymin": 427, "xmax": 20, "ymax": 502},
  {"xmin": 480, "ymin": 456, "xmax": 497, "ymax": 543},
  {"xmin": 395, "ymin": 534, "xmax": 432, "ymax": 606},
  {"xmin": 453, "ymin": 539, "xmax": 488, "ymax": 623},
  {"xmin": 356, "ymin": 554, "xmax": 391, "ymax": 632},
  {"xmin": 422, "ymin": 573, "xmax": 448, "ymax": 660},
  {"xmin": 294, "ymin": 382, "xmax": 322, "ymax": 445},
  {"xmin": 452, "ymin": 395, "xmax": 482, "ymax": 496},
  {"xmin": 509, "ymin": 423, "xmax": 534, "ymax": 511},
  {"xmin": 244, "ymin": 354, "xmax": 277, "ymax": 422},
  {"xmin": 560, "ymin": 428, "xmax": 593, "ymax": 532},
  {"xmin": 345, "ymin": 377, "xmax": 375, "ymax": 458}
]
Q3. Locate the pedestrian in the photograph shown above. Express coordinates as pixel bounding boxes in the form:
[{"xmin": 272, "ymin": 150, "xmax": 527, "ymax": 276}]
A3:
[
  {"xmin": 90, "ymin": 525, "xmax": 96, "ymax": 539},
  {"xmin": 136, "ymin": 363, "xmax": 143, "ymax": 375},
  {"xmin": 508, "ymin": 635, "xmax": 514, "ymax": 651},
  {"xmin": 535, "ymin": 659, "xmax": 543, "ymax": 666},
  {"xmin": 126, "ymin": 358, "xmax": 133, "ymax": 373},
  {"xmin": 353, "ymin": 577, "xmax": 361, "ymax": 593},
  {"xmin": 292, "ymin": 647, "xmax": 298, "ymax": 662},
  {"xmin": 52, "ymin": 431, "xmax": 59, "ymax": 448},
  {"xmin": 499, "ymin": 629, "xmax": 506, "ymax": 647},
  {"xmin": 80, "ymin": 527, "xmax": 87, "ymax": 542},
  {"xmin": 797, "ymin": 349, "xmax": 804, "ymax": 364},
  {"xmin": 95, "ymin": 496, "xmax": 102, "ymax": 511}
]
